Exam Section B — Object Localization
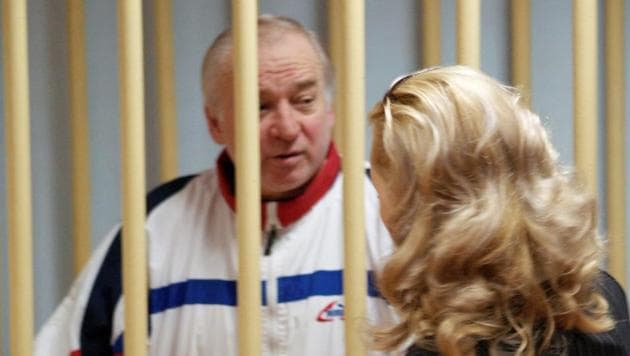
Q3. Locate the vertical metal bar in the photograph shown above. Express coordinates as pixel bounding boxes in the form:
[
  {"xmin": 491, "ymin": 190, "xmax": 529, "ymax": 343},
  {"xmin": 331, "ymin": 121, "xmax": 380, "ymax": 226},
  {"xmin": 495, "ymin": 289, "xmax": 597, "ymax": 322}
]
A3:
[
  {"xmin": 118, "ymin": 0, "xmax": 148, "ymax": 354},
  {"xmin": 573, "ymin": 0, "xmax": 598, "ymax": 192},
  {"xmin": 232, "ymin": 1, "xmax": 261, "ymax": 355},
  {"xmin": 604, "ymin": 0, "xmax": 626, "ymax": 288},
  {"xmin": 456, "ymin": 0, "xmax": 480, "ymax": 68},
  {"xmin": 328, "ymin": 0, "xmax": 344, "ymax": 153},
  {"xmin": 153, "ymin": 0, "xmax": 179, "ymax": 182},
  {"xmin": 2, "ymin": 0, "xmax": 34, "ymax": 354},
  {"xmin": 421, "ymin": 0, "xmax": 441, "ymax": 67},
  {"xmin": 67, "ymin": 0, "xmax": 92, "ymax": 274},
  {"xmin": 511, "ymin": 0, "xmax": 531, "ymax": 107},
  {"xmin": 341, "ymin": 1, "xmax": 366, "ymax": 355}
]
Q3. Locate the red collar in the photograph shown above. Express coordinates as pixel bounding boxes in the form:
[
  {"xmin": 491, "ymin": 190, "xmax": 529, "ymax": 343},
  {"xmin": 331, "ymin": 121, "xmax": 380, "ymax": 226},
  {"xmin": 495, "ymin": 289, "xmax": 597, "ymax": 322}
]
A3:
[{"xmin": 216, "ymin": 144, "xmax": 341, "ymax": 229}]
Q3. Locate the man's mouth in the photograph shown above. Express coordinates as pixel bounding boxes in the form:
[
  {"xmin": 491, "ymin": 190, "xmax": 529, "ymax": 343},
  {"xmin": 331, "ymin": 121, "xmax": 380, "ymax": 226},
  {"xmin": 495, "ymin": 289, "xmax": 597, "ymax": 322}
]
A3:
[
  {"xmin": 276, "ymin": 152, "xmax": 300, "ymax": 159},
  {"xmin": 272, "ymin": 151, "xmax": 303, "ymax": 165}
]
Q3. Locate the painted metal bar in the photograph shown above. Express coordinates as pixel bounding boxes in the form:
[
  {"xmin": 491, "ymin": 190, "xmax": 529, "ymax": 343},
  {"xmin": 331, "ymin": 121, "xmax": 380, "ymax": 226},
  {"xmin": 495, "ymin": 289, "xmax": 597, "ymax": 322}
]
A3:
[
  {"xmin": 604, "ymin": 0, "xmax": 626, "ymax": 288},
  {"xmin": 572, "ymin": 0, "xmax": 598, "ymax": 192},
  {"xmin": 456, "ymin": 0, "xmax": 480, "ymax": 68},
  {"xmin": 421, "ymin": 0, "xmax": 441, "ymax": 67},
  {"xmin": 511, "ymin": 0, "xmax": 531, "ymax": 107},
  {"xmin": 153, "ymin": 0, "xmax": 179, "ymax": 182},
  {"xmin": 118, "ymin": 0, "xmax": 148, "ymax": 354},
  {"xmin": 67, "ymin": 0, "xmax": 92, "ymax": 274},
  {"xmin": 2, "ymin": 0, "xmax": 34, "ymax": 354},
  {"xmin": 232, "ymin": 1, "xmax": 262, "ymax": 355},
  {"xmin": 341, "ymin": 1, "xmax": 366, "ymax": 355},
  {"xmin": 328, "ymin": 0, "xmax": 344, "ymax": 153}
]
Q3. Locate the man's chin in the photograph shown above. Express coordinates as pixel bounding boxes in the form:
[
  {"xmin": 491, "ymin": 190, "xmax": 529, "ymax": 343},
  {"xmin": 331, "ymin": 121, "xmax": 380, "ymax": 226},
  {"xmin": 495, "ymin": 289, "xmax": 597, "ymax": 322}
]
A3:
[{"xmin": 261, "ymin": 178, "xmax": 311, "ymax": 201}]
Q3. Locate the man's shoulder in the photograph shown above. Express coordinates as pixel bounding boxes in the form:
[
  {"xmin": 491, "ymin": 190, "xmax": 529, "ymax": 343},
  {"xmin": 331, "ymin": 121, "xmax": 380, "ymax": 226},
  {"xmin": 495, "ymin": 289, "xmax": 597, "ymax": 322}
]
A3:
[
  {"xmin": 146, "ymin": 170, "xmax": 216, "ymax": 214},
  {"xmin": 147, "ymin": 175, "xmax": 197, "ymax": 211}
]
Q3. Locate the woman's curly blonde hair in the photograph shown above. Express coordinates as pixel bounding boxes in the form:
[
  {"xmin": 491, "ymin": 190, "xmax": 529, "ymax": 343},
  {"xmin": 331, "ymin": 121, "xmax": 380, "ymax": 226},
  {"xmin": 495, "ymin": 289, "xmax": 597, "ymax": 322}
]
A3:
[{"xmin": 369, "ymin": 66, "xmax": 613, "ymax": 356}]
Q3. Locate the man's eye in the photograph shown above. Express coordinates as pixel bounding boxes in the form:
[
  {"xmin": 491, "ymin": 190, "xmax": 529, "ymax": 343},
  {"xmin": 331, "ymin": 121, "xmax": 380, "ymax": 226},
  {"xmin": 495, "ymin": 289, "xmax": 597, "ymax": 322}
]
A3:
[
  {"xmin": 296, "ymin": 96, "xmax": 315, "ymax": 107},
  {"xmin": 259, "ymin": 103, "xmax": 270, "ymax": 112}
]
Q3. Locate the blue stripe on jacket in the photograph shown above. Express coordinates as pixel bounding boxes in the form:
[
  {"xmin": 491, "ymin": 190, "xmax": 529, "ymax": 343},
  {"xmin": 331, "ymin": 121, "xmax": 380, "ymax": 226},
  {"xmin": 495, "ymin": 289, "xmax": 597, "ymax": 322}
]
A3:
[
  {"xmin": 112, "ymin": 270, "xmax": 380, "ymax": 353},
  {"xmin": 147, "ymin": 270, "xmax": 379, "ymax": 313}
]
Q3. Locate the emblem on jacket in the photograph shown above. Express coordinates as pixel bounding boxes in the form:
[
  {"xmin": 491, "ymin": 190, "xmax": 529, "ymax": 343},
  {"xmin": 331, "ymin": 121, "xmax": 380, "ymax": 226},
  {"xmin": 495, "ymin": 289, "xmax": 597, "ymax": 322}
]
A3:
[{"xmin": 316, "ymin": 301, "xmax": 345, "ymax": 322}]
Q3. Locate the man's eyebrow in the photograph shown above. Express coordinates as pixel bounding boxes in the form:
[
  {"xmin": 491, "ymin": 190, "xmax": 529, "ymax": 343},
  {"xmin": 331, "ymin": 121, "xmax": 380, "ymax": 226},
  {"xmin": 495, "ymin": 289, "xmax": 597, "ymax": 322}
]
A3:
[
  {"xmin": 258, "ymin": 79, "xmax": 318, "ymax": 98},
  {"xmin": 294, "ymin": 79, "xmax": 318, "ymax": 92}
]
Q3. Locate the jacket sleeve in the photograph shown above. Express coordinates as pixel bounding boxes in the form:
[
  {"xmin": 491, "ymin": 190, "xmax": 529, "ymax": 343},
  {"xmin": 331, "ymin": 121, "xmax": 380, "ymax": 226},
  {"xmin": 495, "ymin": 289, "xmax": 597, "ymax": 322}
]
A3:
[{"xmin": 34, "ymin": 225, "xmax": 122, "ymax": 356}]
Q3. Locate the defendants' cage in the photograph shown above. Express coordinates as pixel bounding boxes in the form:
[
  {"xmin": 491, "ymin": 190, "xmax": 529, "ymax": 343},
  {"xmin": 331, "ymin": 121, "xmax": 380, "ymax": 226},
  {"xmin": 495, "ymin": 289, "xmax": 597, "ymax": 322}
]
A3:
[{"xmin": 2, "ymin": 0, "xmax": 626, "ymax": 355}]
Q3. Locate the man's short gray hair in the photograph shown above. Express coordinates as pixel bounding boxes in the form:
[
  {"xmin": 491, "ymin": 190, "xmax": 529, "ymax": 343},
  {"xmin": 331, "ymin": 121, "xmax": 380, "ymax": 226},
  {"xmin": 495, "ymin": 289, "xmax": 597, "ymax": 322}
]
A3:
[{"xmin": 201, "ymin": 15, "xmax": 335, "ymax": 113}]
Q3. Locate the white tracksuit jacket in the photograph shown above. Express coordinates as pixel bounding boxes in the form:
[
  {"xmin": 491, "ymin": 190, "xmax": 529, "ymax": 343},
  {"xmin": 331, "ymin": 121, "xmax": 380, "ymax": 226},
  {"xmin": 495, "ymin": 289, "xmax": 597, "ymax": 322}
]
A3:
[{"xmin": 35, "ymin": 146, "xmax": 395, "ymax": 355}]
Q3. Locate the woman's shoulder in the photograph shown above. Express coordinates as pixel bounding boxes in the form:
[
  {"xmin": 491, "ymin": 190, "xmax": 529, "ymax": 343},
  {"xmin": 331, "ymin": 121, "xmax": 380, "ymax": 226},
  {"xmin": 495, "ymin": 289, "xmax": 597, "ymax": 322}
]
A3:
[
  {"xmin": 406, "ymin": 345, "xmax": 438, "ymax": 356},
  {"xmin": 563, "ymin": 270, "xmax": 630, "ymax": 356},
  {"xmin": 596, "ymin": 270, "xmax": 629, "ymax": 321},
  {"xmin": 406, "ymin": 272, "xmax": 630, "ymax": 356}
]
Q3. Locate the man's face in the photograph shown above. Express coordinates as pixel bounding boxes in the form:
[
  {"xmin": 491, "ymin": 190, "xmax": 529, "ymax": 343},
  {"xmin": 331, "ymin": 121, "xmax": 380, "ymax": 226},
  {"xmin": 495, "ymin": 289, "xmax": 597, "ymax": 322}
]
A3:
[{"xmin": 206, "ymin": 32, "xmax": 334, "ymax": 200}]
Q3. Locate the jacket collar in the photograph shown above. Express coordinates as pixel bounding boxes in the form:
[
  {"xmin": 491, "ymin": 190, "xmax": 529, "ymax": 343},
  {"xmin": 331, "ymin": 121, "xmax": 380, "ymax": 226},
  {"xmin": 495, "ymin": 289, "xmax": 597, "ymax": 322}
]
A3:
[{"xmin": 216, "ymin": 143, "xmax": 341, "ymax": 229}]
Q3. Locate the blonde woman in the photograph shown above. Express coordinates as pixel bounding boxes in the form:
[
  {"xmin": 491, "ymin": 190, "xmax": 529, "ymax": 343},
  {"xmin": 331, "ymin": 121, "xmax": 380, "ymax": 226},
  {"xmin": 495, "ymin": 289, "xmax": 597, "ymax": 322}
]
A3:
[{"xmin": 369, "ymin": 66, "xmax": 629, "ymax": 355}]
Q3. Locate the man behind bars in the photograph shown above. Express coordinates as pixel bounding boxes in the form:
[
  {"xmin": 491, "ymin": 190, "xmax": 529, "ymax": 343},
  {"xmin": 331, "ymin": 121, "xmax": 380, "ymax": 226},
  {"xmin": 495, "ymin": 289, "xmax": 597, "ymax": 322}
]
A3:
[{"xmin": 35, "ymin": 15, "xmax": 394, "ymax": 356}]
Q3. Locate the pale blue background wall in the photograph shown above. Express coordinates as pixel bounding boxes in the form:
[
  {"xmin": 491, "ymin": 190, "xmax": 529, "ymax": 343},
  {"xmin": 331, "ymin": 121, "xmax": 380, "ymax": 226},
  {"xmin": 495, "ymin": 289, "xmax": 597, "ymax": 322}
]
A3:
[{"xmin": 1, "ymin": 1, "xmax": 629, "ymax": 354}]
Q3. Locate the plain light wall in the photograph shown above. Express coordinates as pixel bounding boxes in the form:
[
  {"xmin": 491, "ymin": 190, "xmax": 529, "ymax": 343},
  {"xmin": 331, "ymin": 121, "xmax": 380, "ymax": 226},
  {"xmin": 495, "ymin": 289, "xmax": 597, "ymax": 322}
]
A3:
[{"xmin": 1, "ymin": 1, "xmax": 629, "ymax": 354}]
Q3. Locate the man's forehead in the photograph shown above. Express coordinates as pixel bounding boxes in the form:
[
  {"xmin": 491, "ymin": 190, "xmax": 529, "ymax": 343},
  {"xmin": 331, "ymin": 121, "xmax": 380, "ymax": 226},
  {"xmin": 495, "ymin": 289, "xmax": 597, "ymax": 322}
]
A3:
[
  {"xmin": 258, "ymin": 77, "xmax": 319, "ymax": 97},
  {"xmin": 220, "ymin": 63, "xmax": 322, "ymax": 90},
  {"xmin": 257, "ymin": 50, "xmax": 323, "ymax": 92},
  {"xmin": 220, "ymin": 33, "xmax": 325, "ymax": 91},
  {"xmin": 223, "ymin": 32, "xmax": 317, "ymax": 63}
]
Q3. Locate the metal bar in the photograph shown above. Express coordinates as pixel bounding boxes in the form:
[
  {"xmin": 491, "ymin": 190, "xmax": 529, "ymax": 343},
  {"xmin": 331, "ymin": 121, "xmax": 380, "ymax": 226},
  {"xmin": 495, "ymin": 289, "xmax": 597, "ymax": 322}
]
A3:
[
  {"xmin": 456, "ymin": 0, "xmax": 480, "ymax": 68},
  {"xmin": 232, "ymin": 1, "xmax": 262, "ymax": 355},
  {"xmin": 511, "ymin": 0, "xmax": 531, "ymax": 107},
  {"xmin": 604, "ymin": 0, "xmax": 626, "ymax": 288},
  {"xmin": 118, "ymin": 0, "xmax": 148, "ymax": 354},
  {"xmin": 572, "ymin": 0, "xmax": 598, "ymax": 191},
  {"xmin": 341, "ymin": 1, "xmax": 366, "ymax": 355},
  {"xmin": 421, "ymin": 0, "xmax": 441, "ymax": 67},
  {"xmin": 153, "ymin": 0, "xmax": 179, "ymax": 182},
  {"xmin": 67, "ymin": 0, "xmax": 92, "ymax": 274},
  {"xmin": 2, "ymin": 0, "xmax": 34, "ymax": 354}
]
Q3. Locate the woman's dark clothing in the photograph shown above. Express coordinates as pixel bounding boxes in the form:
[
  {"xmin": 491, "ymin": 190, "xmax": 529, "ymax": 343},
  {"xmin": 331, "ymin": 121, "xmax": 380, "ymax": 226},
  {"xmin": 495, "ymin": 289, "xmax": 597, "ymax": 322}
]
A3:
[{"xmin": 406, "ymin": 271, "xmax": 630, "ymax": 355}]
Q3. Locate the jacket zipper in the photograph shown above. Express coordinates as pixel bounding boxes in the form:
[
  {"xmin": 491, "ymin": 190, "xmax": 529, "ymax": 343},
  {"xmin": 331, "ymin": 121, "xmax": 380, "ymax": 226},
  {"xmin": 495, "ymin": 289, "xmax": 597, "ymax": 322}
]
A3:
[
  {"xmin": 264, "ymin": 202, "xmax": 280, "ymax": 354},
  {"xmin": 264, "ymin": 225, "xmax": 277, "ymax": 256}
]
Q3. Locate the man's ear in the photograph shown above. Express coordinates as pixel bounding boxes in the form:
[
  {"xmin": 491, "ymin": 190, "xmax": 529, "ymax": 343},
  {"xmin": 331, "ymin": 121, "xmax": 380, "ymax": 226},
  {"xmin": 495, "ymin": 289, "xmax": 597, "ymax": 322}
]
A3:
[{"xmin": 205, "ymin": 105, "xmax": 225, "ymax": 144}]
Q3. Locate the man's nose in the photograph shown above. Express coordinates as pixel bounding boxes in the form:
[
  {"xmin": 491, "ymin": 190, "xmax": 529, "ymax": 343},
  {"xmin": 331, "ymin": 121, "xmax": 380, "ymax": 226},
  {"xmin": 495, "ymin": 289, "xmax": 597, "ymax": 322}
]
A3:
[{"xmin": 270, "ymin": 102, "xmax": 300, "ymax": 140}]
